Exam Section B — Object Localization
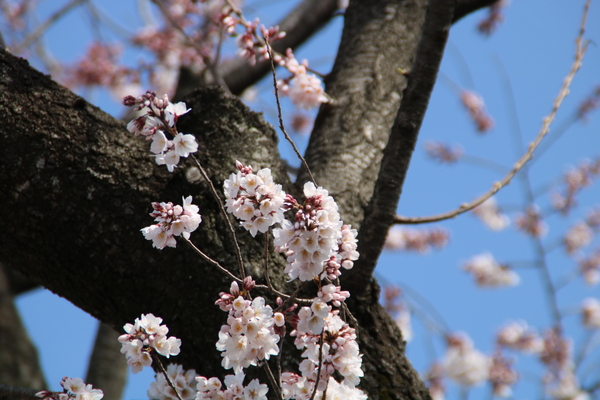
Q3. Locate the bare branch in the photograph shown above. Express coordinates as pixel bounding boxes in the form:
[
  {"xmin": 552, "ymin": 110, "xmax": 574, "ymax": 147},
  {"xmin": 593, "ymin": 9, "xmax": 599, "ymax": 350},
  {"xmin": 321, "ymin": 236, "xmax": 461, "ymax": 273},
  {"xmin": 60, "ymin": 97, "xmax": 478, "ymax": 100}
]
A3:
[{"xmin": 394, "ymin": 0, "xmax": 590, "ymax": 226}]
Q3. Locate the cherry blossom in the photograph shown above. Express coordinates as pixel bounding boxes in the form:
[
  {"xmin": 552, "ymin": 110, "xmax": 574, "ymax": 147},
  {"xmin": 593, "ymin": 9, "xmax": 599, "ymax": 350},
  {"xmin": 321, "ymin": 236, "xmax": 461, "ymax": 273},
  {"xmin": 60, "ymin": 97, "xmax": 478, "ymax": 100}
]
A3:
[
  {"xmin": 118, "ymin": 313, "xmax": 181, "ymax": 374},
  {"xmin": 459, "ymin": 90, "xmax": 494, "ymax": 133},
  {"xmin": 462, "ymin": 252, "xmax": 520, "ymax": 288},
  {"xmin": 223, "ymin": 161, "xmax": 287, "ymax": 236},
  {"xmin": 123, "ymin": 91, "xmax": 196, "ymax": 172},
  {"xmin": 148, "ymin": 364, "xmax": 197, "ymax": 400},
  {"xmin": 496, "ymin": 321, "xmax": 544, "ymax": 353},
  {"xmin": 141, "ymin": 196, "xmax": 202, "ymax": 249},
  {"xmin": 581, "ymin": 297, "xmax": 600, "ymax": 329},
  {"xmin": 36, "ymin": 377, "xmax": 104, "ymax": 400},
  {"xmin": 273, "ymin": 182, "xmax": 358, "ymax": 281},
  {"xmin": 215, "ymin": 291, "xmax": 280, "ymax": 373},
  {"xmin": 442, "ymin": 333, "xmax": 490, "ymax": 386},
  {"xmin": 472, "ymin": 197, "xmax": 510, "ymax": 231},
  {"xmin": 196, "ymin": 371, "xmax": 268, "ymax": 400}
]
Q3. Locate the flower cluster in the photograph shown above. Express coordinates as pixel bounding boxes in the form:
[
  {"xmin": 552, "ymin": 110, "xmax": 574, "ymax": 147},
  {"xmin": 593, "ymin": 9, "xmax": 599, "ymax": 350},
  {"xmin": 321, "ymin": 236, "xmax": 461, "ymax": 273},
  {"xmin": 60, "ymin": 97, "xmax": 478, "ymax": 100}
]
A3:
[
  {"xmin": 384, "ymin": 226, "xmax": 449, "ymax": 253},
  {"xmin": 442, "ymin": 333, "xmax": 490, "ymax": 386},
  {"xmin": 276, "ymin": 49, "xmax": 329, "ymax": 110},
  {"xmin": 581, "ymin": 298, "xmax": 600, "ymax": 329},
  {"xmin": 292, "ymin": 311, "xmax": 364, "ymax": 392},
  {"xmin": 462, "ymin": 252, "xmax": 520, "ymax": 288},
  {"xmin": 424, "ymin": 141, "xmax": 464, "ymax": 164},
  {"xmin": 36, "ymin": 377, "xmax": 104, "ymax": 400},
  {"xmin": 273, "ymin": 182, "xmax": 358, "ymax": 281},
  {"xmin": 459, "ymin": 90, "xmax": 494, "ymax": 133},
  {"xmin": 123, "ymin": 91, "xmax": 197, "ymax": 172},
  {"xmin": 472, "ymin": 197, "xmax": 510, "ymax": 231},
  {"xmin": 223, "ymin": 162, "xmax": 286, "ymax": 236},
  {"xmin": 382, "ymin": 286, "xmax": 413, "ymax": 342},
  {"xmin": 195, "ymin": 372, "xmax": 268, "ymax": 400},
  {"xmin": 564, "ymin": 221, "xmax": 594, "ymax": 255},
  {"xmin": 118, "ymin": 313, "xmax": 182, "ymax": 373},
  {"xmin": 141, "ymin": 196, "xmax": 202, "ymax": 249},
  {"xmin": 551, "ymin": 159, "xmax": 600, "ymax": 214},
  {"xmin": 215, "ymin": 281, "xmax": 281, "ymax": 372},
  {"xmin": 496, "ymin": 321, "xmax": 544, "ymax": 353},
  {"xmin": 149, "ymin": 364, "xmax": 197, "ymax": 400}
]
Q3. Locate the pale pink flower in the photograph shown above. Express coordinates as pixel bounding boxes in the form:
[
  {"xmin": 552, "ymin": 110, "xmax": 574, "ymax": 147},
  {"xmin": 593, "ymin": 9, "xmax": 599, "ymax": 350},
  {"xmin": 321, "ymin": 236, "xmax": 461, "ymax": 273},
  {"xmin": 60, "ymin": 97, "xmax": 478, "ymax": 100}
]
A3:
[
  {"xmin": 496, "ymin": 321, "xmax": 544, "ymax": 353},
  {"xmin": 564, "ymin": 222, "xmax": 593, "ymax": 254},
  {"xmin": 148, "ymin": 364, "xmax": 197, "ymax": 400},
  {"xmin": 460, "ymin": 90, "xmax": 494, "ymax": 133},
  {"xmin": 515, "ymin": 205, "xmax": 547, "ymax": 238},
  {"xmin": 442, "ymin": 333, "xmax": 490, "ymax": 386},
  {"xmin": 581, "ymin": 298, "xmax": 600, "ymax": 329},
  {"xmin": 462, "ymin": 253, "xmax": 519, "ymax": 288},
  {"xmin": 424, "ymin": 141, "xmax": 464, "ymax": 164},
  {"xmin": 472, "ymin": 197, "xmax": 510, "ymax": 231}
]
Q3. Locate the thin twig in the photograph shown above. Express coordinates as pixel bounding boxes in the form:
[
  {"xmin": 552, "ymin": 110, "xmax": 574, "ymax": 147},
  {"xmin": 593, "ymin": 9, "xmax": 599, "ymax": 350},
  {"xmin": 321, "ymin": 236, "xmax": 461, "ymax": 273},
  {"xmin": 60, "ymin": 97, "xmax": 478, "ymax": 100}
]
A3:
[
  {"xmin": 309, "ymin": 331, "xmax": 326, "ymax": 400},
  {"xmin": 191, "ymin": 156, "xmax": 246, "ymax": 279},
  {"xmin": 13, "ymin": 0, "xmax": 86, "ymax": 54},
  {"xmin": 261, "ymin": 361, "xmax": 283, "ymax": 400},
  {"xmin": 264, "ymin": 37, "xmax": 317, "ymax": 185},
  {"xmin": 394, "ymin": 3, "xmax": 590, "ymax": 225},
  {"xmin": 152, "ymin": 353, "xmax": 184, "ymax": 400},
  {"xmin": 263, "ymin": 234, "xmax": 275, "ymax": 291},
  {"xmin": 183, "ymin": 238, "xmax": 243, "ymax": 283}
]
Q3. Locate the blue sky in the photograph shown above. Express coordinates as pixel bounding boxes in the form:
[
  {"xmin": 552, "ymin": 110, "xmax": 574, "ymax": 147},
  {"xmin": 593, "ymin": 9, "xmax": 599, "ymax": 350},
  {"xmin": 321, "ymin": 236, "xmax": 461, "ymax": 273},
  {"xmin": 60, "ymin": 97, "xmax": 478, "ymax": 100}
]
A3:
[{"xmin": 11, "ymin": 0, "xmax": 600, "ymax": 399}]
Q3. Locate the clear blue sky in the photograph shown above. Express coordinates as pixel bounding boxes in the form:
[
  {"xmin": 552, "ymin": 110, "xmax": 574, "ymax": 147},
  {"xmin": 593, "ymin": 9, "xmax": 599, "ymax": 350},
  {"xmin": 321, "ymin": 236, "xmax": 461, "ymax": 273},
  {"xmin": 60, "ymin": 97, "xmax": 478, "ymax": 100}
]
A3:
[{"xmin": 12, "ymin": 0, "xmax": 600, "ymax": 399}]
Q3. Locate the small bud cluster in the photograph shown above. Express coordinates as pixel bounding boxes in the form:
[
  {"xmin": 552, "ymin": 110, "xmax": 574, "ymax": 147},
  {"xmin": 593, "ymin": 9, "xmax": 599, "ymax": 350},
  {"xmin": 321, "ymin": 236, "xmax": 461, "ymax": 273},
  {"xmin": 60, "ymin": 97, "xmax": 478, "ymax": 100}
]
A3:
[
  {"xmin": 515, "ymin": 205, "xmax": 548, "ymax": 238},
  {"xmin": 123, "ymin": 91, "xmax": 197, "ymax": 172},
  {"xmin": 551, "ymin": 159, "xmax": 600, "ymax": 214},
  {"xmin": 578, "ymin": 249, "xmax": 600, "ymax": 285},
  {"xmin": 477, "ymin": 1, "xmax": 507, "ymax": 36},
  {"xmin": 36, "ymin": 377, "xmax": 104, "ymax": 400},
  {"xmin": 223, "ymin": 162, "xmax": 287, "ymax": 236},
  {"xmin": 218, "ymin": 8, "xmax": 328, "ymax": 110},
  {"xmin": 141, "ymin": 196, "xmax": 202, "ymax": 249},
  {"xmin": 148, "ymin": 364, "xmax": 197, "ymax": 400},
  {"xmin": 195, "ymin": 372, "xmax": 268, "ymax": 400},
  {"xmin": 488, "ymin": 351, "xmax": 519, "ymax": 398},
  {"xmin": 273, "ymin": 182, "xmax": 359, "ymax": 282},
  {"xmin": 215, "ymin": 281, "xmax": 281, "ymax": 372},
  {"xmin": 472, "ymin": 197, "xmax": 510, "ymax": 231},
  {"xmin": 564, "ymin": 221, "xmax": 594, "ymax": 255},
  {"xmin": 118, "ymin": 313, "xmax": 182, "ymax": 373},
  {"xmin": 424, "ymin": 141, "xmax": 464, "ymax": 164},
  {"xmin": 382, "ymin": 286, "xmax": 412, "ymax": 342},
  {"xmin": 462, "ymin": 252, "xmax": 520, "ymax": 288},
  {"xmin": 460, "ymin": 90, "xmax": 494, "ymax": 133}
]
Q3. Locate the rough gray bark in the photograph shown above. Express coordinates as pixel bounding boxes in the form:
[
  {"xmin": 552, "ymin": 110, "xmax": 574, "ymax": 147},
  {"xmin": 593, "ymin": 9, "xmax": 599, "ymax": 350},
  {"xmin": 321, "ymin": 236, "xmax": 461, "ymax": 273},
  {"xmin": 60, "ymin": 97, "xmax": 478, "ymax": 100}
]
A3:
[
  {"xmin": 297, "ymin": 0, "xmax": 428, "ymax": 229},
  {"xmin": 0, "ymin": 0, "xmax": 497, "ymax": 398}
]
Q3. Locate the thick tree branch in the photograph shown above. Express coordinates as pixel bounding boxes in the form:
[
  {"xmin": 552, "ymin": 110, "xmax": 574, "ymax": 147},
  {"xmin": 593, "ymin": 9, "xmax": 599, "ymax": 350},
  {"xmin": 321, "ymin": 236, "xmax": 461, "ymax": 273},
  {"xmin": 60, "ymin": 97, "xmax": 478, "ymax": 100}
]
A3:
[
  {"xmin": 297, "ymin": 0, "xmax": 429, "ymax": 229},
  {"xmin": 454, "ymin": 0, "xmax": 499, "ymax": 22},
  {"xmin": 346, "ymin": 0, "xmax": 456, "ymax": 295},
  {"xmin": 175, "ymin": 0, "xmax": 339, "ymax": 98}
]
